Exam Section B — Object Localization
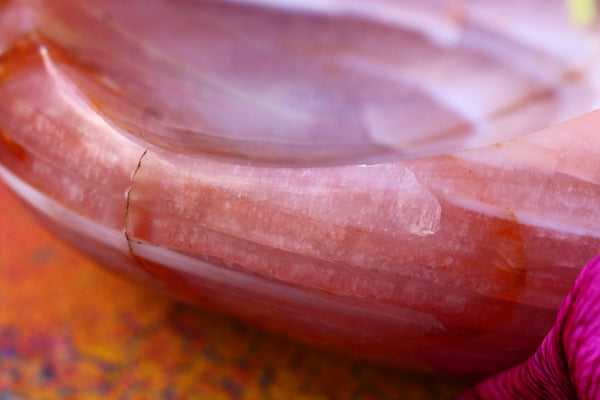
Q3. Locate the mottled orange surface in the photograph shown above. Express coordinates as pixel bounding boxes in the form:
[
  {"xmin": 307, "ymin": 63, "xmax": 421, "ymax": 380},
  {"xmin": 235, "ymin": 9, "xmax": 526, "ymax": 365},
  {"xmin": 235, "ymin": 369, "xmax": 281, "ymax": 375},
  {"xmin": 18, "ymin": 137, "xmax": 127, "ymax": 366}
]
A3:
[{"xmin": 0, "ymin": 181, "xmax": 470, "ymax": 399}]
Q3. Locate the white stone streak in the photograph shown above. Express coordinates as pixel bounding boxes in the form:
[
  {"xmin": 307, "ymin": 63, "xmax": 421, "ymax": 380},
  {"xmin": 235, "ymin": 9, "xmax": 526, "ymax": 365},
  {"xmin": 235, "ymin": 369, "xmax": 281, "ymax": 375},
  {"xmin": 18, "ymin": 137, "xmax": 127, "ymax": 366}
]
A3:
[
  {"xmin": 0, "ymin": 164, "xmax": 129, "ymax": 252},
  {"xmin": 39, "ymin": 46, "xmax": 111, "ymax": 130},
  {"xmin": 223, "ymin": 0, "xmax": 463, "ymax": 45},
  {"xmin": 444, "ymin": 192, "xmax": 600, "ymax": 241},
  {"xmin": 130, "ymin": 240, "xmax": 447, "ymax": 331},
  {"xmin": 394, "ymin": 167, "xmax": 442, "ymax": 237}
]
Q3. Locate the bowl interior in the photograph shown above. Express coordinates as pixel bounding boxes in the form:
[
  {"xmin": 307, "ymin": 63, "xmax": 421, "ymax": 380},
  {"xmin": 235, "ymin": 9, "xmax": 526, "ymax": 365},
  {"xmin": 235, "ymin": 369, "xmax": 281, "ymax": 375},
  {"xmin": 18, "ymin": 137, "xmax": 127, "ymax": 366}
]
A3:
[{"xmin": 25, "ymin": 0, "xmax": 600, "ymax": 165}]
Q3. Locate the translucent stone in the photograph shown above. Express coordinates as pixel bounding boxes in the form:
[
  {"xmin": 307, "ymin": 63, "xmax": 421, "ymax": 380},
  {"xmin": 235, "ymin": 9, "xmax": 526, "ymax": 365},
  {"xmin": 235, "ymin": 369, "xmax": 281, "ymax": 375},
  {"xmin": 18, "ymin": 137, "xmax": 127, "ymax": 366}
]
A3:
[{"xmin": 1, "ymin": 0, "xmax": 599, "ymax": 376}]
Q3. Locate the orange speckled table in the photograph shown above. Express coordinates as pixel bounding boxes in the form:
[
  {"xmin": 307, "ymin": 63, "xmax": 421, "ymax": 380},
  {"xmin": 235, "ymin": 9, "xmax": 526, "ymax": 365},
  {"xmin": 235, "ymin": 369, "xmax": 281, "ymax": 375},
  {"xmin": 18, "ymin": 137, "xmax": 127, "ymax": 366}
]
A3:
[{"xmin": 0, "ymin": 181, "xmax": 471, "ymax": 399}]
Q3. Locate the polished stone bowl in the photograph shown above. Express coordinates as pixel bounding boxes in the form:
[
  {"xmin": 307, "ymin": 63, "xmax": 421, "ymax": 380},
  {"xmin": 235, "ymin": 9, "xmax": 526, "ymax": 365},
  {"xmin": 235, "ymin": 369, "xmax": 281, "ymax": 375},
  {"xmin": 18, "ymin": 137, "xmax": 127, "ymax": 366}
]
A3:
[{"xmin": 1, "ymin": 0, "xmax": 599, "ymax": 377}]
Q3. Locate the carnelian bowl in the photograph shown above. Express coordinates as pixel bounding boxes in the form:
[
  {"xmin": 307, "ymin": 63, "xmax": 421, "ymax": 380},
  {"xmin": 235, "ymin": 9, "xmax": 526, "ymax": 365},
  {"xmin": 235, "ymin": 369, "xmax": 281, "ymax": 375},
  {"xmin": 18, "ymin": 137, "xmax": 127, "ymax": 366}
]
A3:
[{"xmin": 1, "ymin": 0, "xmax": 599, "ymax": 377}]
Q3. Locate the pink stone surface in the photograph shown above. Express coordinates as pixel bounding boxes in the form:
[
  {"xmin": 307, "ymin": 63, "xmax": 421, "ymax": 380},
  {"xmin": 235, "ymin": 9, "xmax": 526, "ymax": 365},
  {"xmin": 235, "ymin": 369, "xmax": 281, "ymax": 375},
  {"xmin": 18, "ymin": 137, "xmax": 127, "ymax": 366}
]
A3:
[
  {"xmin": 458, "ymin": 255, "xmax": 600, "ymax": 399},
  {"xmin": 1, "ymin": 0, "xmax": 599, "ymax": 377}
]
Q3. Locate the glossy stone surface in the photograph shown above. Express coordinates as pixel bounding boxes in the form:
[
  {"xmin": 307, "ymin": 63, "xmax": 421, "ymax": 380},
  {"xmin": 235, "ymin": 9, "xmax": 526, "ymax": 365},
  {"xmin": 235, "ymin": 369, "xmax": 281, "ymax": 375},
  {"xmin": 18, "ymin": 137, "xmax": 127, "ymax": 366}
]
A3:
[
  {"xmin": 0, "ymin": 0, "xmax": 599, "ymax": 377},
  {"xmin": 457, "ymin": 255, "xmax": 600, "ymax": 399}
]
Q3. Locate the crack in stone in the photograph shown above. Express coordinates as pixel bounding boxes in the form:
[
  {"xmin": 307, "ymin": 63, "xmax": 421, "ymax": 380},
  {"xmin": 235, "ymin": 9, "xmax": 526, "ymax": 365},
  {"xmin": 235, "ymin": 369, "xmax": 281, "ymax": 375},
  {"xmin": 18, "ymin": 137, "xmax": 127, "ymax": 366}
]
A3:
[{"xmin": 125, "ymin": 147, "xmax": 150, "ymax": 257}]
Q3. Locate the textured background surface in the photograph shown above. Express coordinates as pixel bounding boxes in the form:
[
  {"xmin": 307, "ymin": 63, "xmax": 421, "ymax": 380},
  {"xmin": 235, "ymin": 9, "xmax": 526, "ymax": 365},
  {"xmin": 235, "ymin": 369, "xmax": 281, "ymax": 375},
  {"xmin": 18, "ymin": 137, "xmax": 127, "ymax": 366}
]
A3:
[{"xmin": 0, "ymin": 181, "xmax": 471, "ymax": 399}]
